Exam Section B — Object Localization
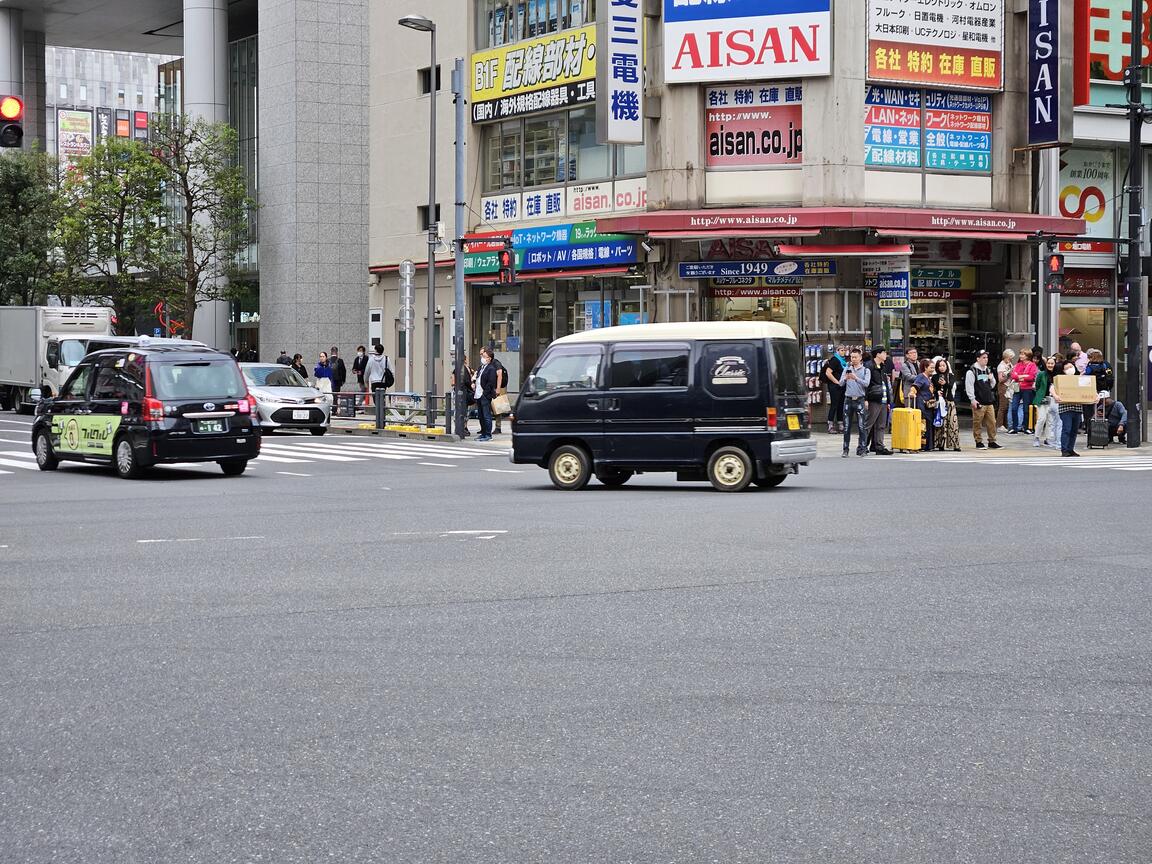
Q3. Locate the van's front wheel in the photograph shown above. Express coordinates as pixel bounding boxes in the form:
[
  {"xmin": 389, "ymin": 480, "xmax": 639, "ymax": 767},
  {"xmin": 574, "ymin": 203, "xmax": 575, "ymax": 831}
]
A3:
[
  {"xmin": 707, "ymin": 445, "xmax": 753, "ymax": 492},
  {"xmin": 548, "ymin": 444, "xmax": 591, "ymax": 490}
]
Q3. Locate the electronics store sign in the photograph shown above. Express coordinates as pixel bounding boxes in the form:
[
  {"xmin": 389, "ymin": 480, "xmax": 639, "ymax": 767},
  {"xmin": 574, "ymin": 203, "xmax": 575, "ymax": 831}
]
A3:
[
  {"xmin": 471, "ymin": 25, "xmax": 598, "ymax": 122},
  {"xmin": 664, "ymin": 0, "xmax": 832, "ymax": 84},
  {"xmin": 679, "ymin": 259, "xmax": 836, "ymax": 279}
]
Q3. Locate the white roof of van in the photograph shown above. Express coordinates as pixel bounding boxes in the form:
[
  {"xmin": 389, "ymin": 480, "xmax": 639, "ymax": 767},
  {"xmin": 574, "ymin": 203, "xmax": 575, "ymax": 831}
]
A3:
[{"xmin": 552, "ymin": 321, "xmax": 797, "ymax": 345}]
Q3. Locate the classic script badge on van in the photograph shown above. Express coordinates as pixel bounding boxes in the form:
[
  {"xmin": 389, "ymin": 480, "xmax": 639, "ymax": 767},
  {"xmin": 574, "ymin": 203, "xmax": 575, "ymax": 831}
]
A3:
[{"xmin": 711, "ymin": 356, "xmax": 751, "ymax": 385}]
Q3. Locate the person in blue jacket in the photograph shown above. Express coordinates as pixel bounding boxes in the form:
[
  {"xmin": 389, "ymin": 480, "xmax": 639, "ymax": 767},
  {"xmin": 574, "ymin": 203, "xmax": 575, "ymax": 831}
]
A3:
[{"xmin": 314, "ymin": 351, "xmax": 334, "ymax": 394}]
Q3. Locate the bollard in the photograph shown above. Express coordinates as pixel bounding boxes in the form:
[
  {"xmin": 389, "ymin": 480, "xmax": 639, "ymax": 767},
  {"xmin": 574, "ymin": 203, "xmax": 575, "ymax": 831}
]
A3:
[
  {"xmin": 425, "ymin": 391, "xmax": 436, "ymax": 428},
  {"xmin": 375, "ymin": 392, "xmax": 385, "ymax": 429}
]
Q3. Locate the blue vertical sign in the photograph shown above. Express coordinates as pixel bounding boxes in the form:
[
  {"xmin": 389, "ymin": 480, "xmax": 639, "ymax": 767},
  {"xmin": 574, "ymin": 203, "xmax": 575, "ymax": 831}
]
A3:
[
  {"xmin": 876, "ymin": 267, "xmax": 911, "ymax": 309},
  {"xmin": 1028, "ymin": 0, "xmax": 1067, "ymax": 148},
  {"xmin": 596, "ymin": 1, "xmax": 644, "ymax": 144}
]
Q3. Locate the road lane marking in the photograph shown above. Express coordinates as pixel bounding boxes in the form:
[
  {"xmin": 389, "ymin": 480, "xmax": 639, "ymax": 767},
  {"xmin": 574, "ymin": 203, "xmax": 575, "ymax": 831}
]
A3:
[
  {"xmin": 442, "ymin": 530, "xmax": 509, "ymax": 535},
  {"xmin": 0, "ymin": 418, "xmax": 34, "ymax": 425},
  {"xmin": 137, "ymin": 535, "xmax": 264, "ymax": 544},
  {"xmin": 483, "ymin": 468, "xmax": 523, "ymax": 474},
  {"xmin": 258, "ymin": 445, "xmax": 365, "ymax": 462},
  {"xmin": 250, "ymin": 454, "xmax": 311, "ymax": 463},
  {"xmin": 417, "ymin": 462, "xmax": 456, "ymax": 467},
  {"xmin": 270, "ymin": 442, "xmax": 418, "ymax": 461},
  {"xmin": 0, "ymin": 457, "xmax": 37, "ymax": 470},
  {"xmin": 276, "ymin": 471, "xmax": 312, "ymax": 477}
]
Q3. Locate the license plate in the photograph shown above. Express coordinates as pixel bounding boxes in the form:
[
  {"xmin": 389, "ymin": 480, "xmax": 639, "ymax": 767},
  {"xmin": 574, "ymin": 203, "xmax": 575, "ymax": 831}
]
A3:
[
  {"xmin": 292, "ymin": 409, "xmax": 311, "ymax": 420},
  {"xmin": 195, "ymin": 419, "xmax": 225, "ymax": 433},
  {"xmin": 786, "ymin": 414, "xmax": 800, "ymax": 431}
]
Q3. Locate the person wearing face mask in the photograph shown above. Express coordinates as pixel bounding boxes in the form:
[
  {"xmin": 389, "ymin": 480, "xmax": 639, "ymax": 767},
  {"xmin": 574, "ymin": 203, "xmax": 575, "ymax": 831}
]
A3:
[
  {"xmin": 351, "ymin": 345, "xmax": 369, "ymax": 407},
  {"xmin": 473, "ymin": 346, "xmax": 500, "ymax": 442},
  {"xmin": 1055, "ymin": 362, "xmax": 1083, "ymax": 456}
]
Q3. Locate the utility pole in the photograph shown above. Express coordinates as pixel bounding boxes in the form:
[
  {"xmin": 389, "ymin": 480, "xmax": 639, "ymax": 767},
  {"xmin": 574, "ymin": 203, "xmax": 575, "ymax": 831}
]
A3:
[
  {"xmin": 1124, "ymin": 0, "xmax": 1148, "ymax": 447},
  {"xmin": 452, "ymin": 58, "xmax": 467, "ymax": 439}
]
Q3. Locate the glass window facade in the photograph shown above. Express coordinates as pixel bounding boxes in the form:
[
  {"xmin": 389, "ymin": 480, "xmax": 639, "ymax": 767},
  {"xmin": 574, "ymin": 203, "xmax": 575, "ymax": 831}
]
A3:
[
  {"xmin": 229, "ymin": 36, "xmax": 259, "ymax": 274},
  {"xmin": 476, "ymin": 0, "xmax": 596, "ymax": 49},
  {"xmin": 483, "ymin": 107, "xmax": 645, "ymax": 192}
]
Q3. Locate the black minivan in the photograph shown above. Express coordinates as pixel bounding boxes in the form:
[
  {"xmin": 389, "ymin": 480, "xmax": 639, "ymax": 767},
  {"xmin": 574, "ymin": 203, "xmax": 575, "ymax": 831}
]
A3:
[
  {"xmin": 511, "ymin": 322, "xmax": 816, "ymax": 492},
  {"xmin": 31, "ymin": 344, "xmax": 260, "ymax": 478}
]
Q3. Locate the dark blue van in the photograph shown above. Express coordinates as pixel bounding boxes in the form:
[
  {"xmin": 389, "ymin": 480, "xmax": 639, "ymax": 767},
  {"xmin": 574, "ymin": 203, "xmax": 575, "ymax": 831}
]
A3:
[{"xmin": 510, "ymin": 322, "xmax": 816, "ymax": 491}]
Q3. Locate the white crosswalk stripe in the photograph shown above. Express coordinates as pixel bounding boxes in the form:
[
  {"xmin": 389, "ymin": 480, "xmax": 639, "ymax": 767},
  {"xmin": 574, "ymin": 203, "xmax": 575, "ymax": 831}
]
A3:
[
  {"xmin": 0, "ymin": 454, "xmax": 37, "ymax": 470},
  {"xmin": 249, "ymin": 435, "xmax": 509, "ymax": 470},
  {"xmin": 891, "ymin": 454, "xmax": 1152, "ymax": 472}
]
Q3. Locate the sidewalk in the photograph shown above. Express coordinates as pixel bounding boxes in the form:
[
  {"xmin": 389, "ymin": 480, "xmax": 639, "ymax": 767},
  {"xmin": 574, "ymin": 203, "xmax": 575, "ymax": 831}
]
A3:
[
  {"xmin": 817, "ymin": 422, "xmax": 1125, "ymax": 458},
  {"xmin": 328, "ymin": 408, "xmax": 508, "ymax": 444}
]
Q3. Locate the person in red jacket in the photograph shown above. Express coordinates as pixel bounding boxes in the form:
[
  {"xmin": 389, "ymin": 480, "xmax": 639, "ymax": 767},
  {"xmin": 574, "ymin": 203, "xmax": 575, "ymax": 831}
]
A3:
[{"xmin": 1008, "ymin": 349, "xmax": 1038, "ymax": 434}]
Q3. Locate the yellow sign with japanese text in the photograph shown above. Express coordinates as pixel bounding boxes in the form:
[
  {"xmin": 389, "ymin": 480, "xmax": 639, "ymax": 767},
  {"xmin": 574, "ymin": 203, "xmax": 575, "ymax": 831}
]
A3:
[{"xmin": 471, "ymin": 25, "xmax": 597, "ymax": 123}]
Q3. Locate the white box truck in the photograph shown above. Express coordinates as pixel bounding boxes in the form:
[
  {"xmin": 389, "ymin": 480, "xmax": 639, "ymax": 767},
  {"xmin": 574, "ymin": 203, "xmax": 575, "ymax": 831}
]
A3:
[{"xmin": 0, "ymin": 306, "xmax": 115, "ymax": 412}]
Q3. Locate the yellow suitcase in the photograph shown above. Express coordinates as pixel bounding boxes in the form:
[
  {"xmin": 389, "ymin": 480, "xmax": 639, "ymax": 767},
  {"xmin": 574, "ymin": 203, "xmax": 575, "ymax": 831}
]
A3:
[{"xmin": 891, "ymin": 407, "xmax": 922, "ymax": 451}]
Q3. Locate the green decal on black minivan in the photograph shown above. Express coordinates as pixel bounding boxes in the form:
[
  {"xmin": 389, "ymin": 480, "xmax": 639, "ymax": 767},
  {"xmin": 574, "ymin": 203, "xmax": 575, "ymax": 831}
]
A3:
[{"xmin": 52, "ymin": 415, "xmax": 121, "ymax": 456}]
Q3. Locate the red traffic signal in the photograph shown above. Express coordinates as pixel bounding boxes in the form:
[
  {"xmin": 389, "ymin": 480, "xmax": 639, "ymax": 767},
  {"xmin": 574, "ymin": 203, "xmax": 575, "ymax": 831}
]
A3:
[
  {"xmin": 0, "ymin": 95, "xmax": 23, "ymax": 148},
  {"xmin": 498, "ymin": 241, "xmax": 516, "ymax": 285},
  {"xmin": 1044, "ymin": 252, "xmax": 1065, "ymax": 293}
]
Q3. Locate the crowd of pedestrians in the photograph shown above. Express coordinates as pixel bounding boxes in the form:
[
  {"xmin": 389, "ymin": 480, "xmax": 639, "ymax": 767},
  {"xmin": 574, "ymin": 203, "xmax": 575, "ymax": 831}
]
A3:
[{"xmin": 825, "ymin": 340, "xmax": 1124, "ymax": 458}]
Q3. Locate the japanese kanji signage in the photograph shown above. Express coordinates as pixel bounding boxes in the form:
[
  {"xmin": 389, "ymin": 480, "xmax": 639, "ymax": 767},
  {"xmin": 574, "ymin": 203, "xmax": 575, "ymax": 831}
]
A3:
[
  {"xmin": 1058, "ymin": 148, "xmax": 1115, "ymax": 254},
  {"xmin": 923, "ymin": 90, "xmax": 991, "ymax": 172},
  {"xmin": 1062, "ymin": 268, "xmax": 1113, "ymax": 298},
  {"xmin": 471, "ymin": 25, "xmax": 597, "ymax": 122},
  {"xmin": 481, "ymin": 178, "xmax": 648, "ymax": 225},
  {"xmin": 679, "ymin": 259, "xmax": 836, "ymax": 280},
  {"xmin": 865, "ymin": 266, "xmax": 976, "ymax": 299},
  {"xmin": 663, "ymin": 0, "xmax": 832, "ymax": 84},
  {"xmin": 56, "ymin": 109, "xmax": 94, "ymax": 160},
  {"xmin": 865, "ymin": 86, "xmax": 991, "ymax": 173},
  {"xmin": 865, "ymin": 86, "xmax": 922, "ymax": 168},
  {"xmin": 596, "ymin": 0, "xmax": 644, "ymax": 144},
  {"xmin": 1089, "ymin": 0, "xmax": 1152, "ymax": 82},
  {"xmin": 1027, "ymin": 0, "xmax": 1073, "ymax": 148},
  {"xmin": 873, "ymin": 257, "xmax": 911, "ymax": 309},
  {"xmin": 705, "ymin": 83, "xmax": 803, "ymax": 168},
  {"xmin": 463, "ymin": 221, "xmax": 640, "ymax": 275},
  {"xmin": 866, "ymin": 0, "xmax": 1004, "ymax": 91}
]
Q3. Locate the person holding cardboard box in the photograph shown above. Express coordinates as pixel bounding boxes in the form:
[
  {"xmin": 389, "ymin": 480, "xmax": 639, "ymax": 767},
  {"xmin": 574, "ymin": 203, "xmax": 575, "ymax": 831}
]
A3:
[{"xmin": 1055, "ymin": 361, "xmax": 1087, "ymax": 457}]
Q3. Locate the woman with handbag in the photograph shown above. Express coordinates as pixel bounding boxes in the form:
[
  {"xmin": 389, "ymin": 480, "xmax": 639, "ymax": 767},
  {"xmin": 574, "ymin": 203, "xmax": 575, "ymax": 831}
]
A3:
[
  {"xmin": 473, "ymin": 347, "xmax": 500, "ymax": 442},
  {"xmin": 910, "ymin": 358, "xmax": 937, "ymax": 452},
  {"xmin": 931, "ymin": 358, "xmax": 960, "ymax": 451},
  {"xmin": 996, "ymin": 349, "xmax": 1016, "ymax": 432}
]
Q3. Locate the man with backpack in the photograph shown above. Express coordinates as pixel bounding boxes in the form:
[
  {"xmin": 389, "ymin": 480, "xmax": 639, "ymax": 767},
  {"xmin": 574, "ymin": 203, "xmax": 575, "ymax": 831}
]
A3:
[
  {"xmin": 364, "ymin": 343, "xmax": 394, "ymax": 407},
  {"xmin": 965, "ymin": 349, "xmax": 1002, "ymax": 450}
]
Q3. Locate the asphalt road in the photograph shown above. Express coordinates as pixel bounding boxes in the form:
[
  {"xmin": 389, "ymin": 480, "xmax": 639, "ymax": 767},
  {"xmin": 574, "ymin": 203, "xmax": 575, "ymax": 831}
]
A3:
[{"xmin": 2, "ymin": 416, "xmax": 1150, "ymax": 863}]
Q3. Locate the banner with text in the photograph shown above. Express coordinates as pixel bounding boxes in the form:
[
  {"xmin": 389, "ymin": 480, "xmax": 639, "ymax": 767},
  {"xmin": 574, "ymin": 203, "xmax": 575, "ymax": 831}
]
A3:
[
  {"xmin": 471, "ymin": 25, "xmax": 597, "ymax": 122},
  {"xmin": 866, "ymin": 0, "xmax": 1004, "ymax": 91},
  {"xmin": 705, "ymin": 83, "xmax": 803, "ymax": 168},
  {"xmin": 1058, "ymin": 148, "xmax": 1115, "ymax": 254},
  {"xmin": 663, "ymin": 0, "xmax": 832, "ymax": 84}
]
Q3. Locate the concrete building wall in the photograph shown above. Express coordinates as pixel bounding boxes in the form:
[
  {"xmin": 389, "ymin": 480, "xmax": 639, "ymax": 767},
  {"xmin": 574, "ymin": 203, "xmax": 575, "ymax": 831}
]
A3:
[
  {"xmin": 368, "ymin": 0, "xmax": 477, "ymax": 393},
  {"xmin": 258, "ymin": 0, "xmax": 369, "ymax": 363}
]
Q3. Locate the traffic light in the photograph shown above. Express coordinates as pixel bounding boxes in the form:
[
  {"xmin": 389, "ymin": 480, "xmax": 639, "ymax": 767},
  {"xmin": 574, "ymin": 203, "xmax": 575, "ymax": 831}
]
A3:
[
  {"xmin": 498, "ymin": 239, "xmax": 516, "ymax": 285},
  {"xmin": 1044, "ymin": 251, "xmax": 1065, "ymax": 293},
  {"xmin": 0, "ymin": 95, "xmax": 24, "ymax": 148}
]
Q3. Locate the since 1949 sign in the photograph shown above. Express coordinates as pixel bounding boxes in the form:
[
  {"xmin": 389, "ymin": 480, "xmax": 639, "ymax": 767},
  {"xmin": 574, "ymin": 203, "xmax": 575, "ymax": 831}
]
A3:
[{"xmin": 663, "ymin": 0, "xmax": 832, "ymax": 85}]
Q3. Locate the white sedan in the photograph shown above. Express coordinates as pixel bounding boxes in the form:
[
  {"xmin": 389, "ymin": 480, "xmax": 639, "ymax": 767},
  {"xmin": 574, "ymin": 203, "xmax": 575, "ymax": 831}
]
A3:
[{"xmin": 240, "ymin": 363, "xmax": 332, "ymax": 435}]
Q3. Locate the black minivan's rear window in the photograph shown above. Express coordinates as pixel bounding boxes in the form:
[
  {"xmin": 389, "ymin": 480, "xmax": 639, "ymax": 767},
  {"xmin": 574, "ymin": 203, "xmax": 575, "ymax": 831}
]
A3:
[
  {"xmin": 769, "ymin": 339, "xmax": 804, "ymax": 397},
  {"xmin": 150, "ymin": 360, "xmax": 247, "ymax": 400}
]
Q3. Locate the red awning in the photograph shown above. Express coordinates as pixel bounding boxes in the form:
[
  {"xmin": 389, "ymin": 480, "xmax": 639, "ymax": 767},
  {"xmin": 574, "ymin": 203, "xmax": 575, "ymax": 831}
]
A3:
[
  {"xmin": 595, "ymin": 206, "xmax": 1086, "ymax": 238},
  {"xmin": 647, "ymin": 229, "xmax": 821, "ymax": 240},
  {"xmin": 878, "ymin": 229, "xmax": 1038, "ymax": 243},
  {"xmin": 776, "ymin": 243, "xmax": 913, "ymax": 257},
  {"xmin": 464, "ymin": 266, "xmax": 632, "ymax": 283}
]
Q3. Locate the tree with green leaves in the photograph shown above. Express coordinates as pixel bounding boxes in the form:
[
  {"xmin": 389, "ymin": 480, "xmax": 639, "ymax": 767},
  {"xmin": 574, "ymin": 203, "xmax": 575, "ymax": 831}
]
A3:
[
  {"xmin": 57, "ymin": 137, "xmax": 175, "ymax": 335},
  {"xmin": 0, "ymin": 148, "xmax": 62, "ymax": 307},
  {"xmin": 151, "ymin": 115, "xmax": 252, "ymax": 338}
]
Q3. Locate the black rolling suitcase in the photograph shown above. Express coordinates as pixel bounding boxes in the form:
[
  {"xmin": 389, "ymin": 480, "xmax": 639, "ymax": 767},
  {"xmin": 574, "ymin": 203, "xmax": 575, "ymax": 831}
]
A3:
[{"xmin": 1087, "ymin": 398, "xmax": 1109, "ymax": 449}]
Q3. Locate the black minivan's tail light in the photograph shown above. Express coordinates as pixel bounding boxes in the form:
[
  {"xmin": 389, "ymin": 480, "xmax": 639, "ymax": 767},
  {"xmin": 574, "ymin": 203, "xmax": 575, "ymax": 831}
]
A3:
[{"xmin": 766, "ymin": 407, "xmax": 778, "ymax": 431}]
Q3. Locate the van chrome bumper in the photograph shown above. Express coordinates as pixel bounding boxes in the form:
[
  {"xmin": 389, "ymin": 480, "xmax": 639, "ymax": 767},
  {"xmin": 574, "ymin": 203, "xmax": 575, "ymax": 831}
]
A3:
[{"xmin": 771, "ymin": 437, "xmax": 817, "ymax": 464}]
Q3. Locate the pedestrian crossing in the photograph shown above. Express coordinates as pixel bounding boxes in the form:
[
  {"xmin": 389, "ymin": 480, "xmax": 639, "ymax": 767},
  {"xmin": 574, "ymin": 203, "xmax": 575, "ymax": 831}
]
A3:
[
  {"xmin": 0, "ymin": 433, "xmax": 511, "ymax": 475},
  {"xmin": 890, "ymin": 453, "xmax": 1152, "ymax": 473}
]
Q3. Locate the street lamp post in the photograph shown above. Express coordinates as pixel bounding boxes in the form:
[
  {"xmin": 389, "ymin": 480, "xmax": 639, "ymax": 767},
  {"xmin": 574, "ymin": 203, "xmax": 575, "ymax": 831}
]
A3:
[{"xmin": 399, "ymin": 13, "xmax": 438, "ymax": 410}]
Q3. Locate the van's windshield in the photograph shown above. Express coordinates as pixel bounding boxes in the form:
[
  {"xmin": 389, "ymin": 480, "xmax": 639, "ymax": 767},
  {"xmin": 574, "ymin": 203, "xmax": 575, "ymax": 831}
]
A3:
[
  {"xmin": 769, "ymin": 339, "xmax": 804, "ymax": 397},
  {"xmin": 150, "ymin": 360, "xmax": 247, "ymax": 400}
]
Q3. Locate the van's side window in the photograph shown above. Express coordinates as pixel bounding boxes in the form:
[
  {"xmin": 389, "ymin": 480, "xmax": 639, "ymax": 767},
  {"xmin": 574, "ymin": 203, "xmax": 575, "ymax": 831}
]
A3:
[
  {"xmin": 531, "ymin": 349, "xmax": 602, "ymax": 394},
  {"xmin": 769, "ymin": 339, "xmax": 803, "ymax": 396},
  {"xmin": 609, "ymin": 348, "xmax": 690, "ymax": 388},
  {"xmin": 700, "ymin": 343, "xmax": 758, "ymax": 398}
]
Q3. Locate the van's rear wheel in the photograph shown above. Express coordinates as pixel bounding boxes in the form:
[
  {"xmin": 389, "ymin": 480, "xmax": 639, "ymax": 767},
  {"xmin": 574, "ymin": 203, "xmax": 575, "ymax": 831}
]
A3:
[
  {"xmin": 754, "ymin": 474, "xmax": 787, "ymax": 489},
  {"xmin": 219, "ymin": 459, "xmax": 248, "ymax": 476},
  {"xmin": 596, "ymin": 469, "xmax": 633, "ymax": 487},
  {"xmin": 548, "ymin": 445, "xmax": 591, "ymax": 490},
  {"xmin": 707, "ymin": 446, "xmax": 753, "ymax": 492}
]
